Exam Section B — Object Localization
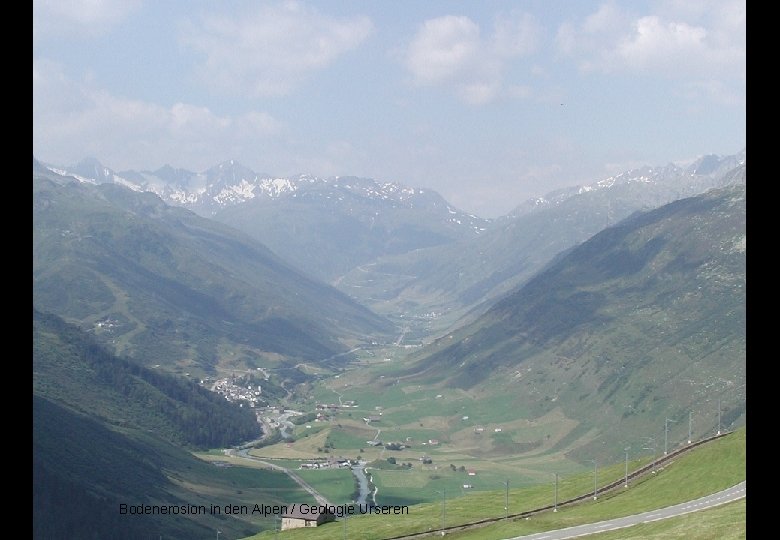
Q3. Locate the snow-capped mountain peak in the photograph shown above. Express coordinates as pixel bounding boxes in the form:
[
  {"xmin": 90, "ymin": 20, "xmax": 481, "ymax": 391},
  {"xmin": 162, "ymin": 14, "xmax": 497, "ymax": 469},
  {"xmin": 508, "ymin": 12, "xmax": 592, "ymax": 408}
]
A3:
[
  {"xmin": 37, "ymin": 159, "xmax": 491, "ymax": 235},
  {"xmin": 507, "ymin": 150, "xmax": 745, "ymax": 219}
]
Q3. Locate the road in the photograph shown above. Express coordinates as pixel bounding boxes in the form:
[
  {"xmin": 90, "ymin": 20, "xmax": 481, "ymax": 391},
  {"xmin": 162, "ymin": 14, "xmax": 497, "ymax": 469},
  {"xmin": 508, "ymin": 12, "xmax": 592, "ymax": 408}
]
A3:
[
  {"xmin": 230, "ymin": 448, "xmax": 333, "ymax": 506},
  {"xmin": 226, "ymin": 407, "xmax": 331, "ymax": 506},
  {"xmin": 505, "ymin": 481, "xmax": 746, "ymax": 540}
]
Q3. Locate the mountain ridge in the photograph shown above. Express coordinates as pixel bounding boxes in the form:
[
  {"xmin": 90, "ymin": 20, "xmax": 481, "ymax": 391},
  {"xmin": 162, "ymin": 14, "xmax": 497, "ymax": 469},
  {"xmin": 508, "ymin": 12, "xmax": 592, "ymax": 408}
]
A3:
[
  {"xmin": 42, "ymin": 149, "xmax": 745, "ymax": 222},
  {"xmin": 335, "ymin": 154, "xmax": 745, "ymax": 332},
  {"xmin": 33, "ymin": 167, "xmax": 394, "ymax": 375},
  {"xmin": 37, "ymin": 150, "xmax": 746, "ymax": 328},
  {"xmin": 44, "ymin": 157, "xmax": 488, "ymax": 229},
  {"xmin": 40, "ymin": 157, "xmax": 493, "ymax": 281},
  {"xmin": 396, "ymin": 183, "xmax": 745, "ymax": 457}
]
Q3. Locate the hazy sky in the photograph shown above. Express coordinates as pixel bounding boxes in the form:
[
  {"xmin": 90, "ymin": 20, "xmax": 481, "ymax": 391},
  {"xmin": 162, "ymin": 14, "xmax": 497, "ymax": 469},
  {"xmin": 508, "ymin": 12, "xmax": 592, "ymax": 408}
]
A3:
[{"xmin": 33, "ymin": 0, "xmax": 745, "ymax": 218}]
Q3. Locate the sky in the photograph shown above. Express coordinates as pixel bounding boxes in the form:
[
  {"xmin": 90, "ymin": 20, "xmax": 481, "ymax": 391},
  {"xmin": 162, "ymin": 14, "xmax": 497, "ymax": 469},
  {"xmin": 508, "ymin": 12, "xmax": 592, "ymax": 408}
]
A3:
[{"xmin": 33, "ymin": 0, "xmax": 746, "ymax": 218}]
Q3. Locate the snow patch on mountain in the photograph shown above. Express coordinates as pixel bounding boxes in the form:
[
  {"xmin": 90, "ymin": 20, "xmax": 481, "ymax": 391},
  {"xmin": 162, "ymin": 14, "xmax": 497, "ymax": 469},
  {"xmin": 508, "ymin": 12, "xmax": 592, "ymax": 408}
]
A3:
[
  {"xmin": 48, "ymin": 168, "xmax": 97, "ymax": 185},
  {"xmin": 167, "ymin": 187, "xmax": 206, "ymax": 204},
  {"xmin": 111, "ymin": 174, "xmax": 143, "ymax": 192},
  {"xmin": 508, "ymin": 150, "xmax": 745, "ymax": 219},
  {"xmin": 260, "ymin": 178, "xmax": 297, "ymax": 197},
  {"xmin": 213, "ymin": 179, "xmax": 258, "ymax": 204},
  {"xmin": 40, "ymin": 158, "xmax": 490, "ymax": 235}
]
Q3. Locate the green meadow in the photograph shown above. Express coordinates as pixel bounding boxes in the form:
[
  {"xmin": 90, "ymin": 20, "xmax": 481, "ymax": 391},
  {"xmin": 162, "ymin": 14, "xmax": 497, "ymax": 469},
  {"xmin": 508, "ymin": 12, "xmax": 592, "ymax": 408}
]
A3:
[{"xmin": 241, "ymin": 428, "xmax": 745, "ymax": 539}]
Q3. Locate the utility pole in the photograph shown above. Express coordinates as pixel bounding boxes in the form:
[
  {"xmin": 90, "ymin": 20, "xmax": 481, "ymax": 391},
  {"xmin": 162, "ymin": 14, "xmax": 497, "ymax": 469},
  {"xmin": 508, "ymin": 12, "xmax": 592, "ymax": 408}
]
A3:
[
  {"xmin": 688, "ymin": 411, "xmax": 693, "ymax": 444},
  {"xmin": 554, "ymin": 473, "xmax": 558, "ymax": 512},
  {"xmin": 588, "ymin": 460, "xmax": 598, "ymax": 500},
  {"xmin": 624, "ymin": 446, "xmax": 631, "ymax": 488},
  {"xmin": 664, "ymin": 418, "xmax": 676, "ymax": 455},
  {"xmin": 500, "ymin": 479, "xmax": 509, "ymax": 518},
  {"xmin": 643, "ymin": 437, "xmax": 657, "ymax": 474}
]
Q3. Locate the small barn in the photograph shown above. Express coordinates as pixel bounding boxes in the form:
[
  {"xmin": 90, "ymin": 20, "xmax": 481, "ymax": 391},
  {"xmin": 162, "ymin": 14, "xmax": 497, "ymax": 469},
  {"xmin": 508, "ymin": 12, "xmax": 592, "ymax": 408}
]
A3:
[{"xmin": 281, "ymin": 507, "xmax": 335, "ymax": 530}]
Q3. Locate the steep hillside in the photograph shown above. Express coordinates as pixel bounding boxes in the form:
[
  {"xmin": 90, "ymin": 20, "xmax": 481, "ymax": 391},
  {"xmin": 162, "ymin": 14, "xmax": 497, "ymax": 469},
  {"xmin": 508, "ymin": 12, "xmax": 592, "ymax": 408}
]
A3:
[
  {"xmin": 336, "ymin": 154, "xmax": 745, "ymax": 333},
  {"xmin": 33, "ymin": 169, "xmax": 393, "ymax": 374},
  {"xmin": 33, "ymin": 309, "xmax": 261, "ymax": 449},
  {"xmin": 34, "ymin": 395, "xmax": 220, "ymax": 540},
  {"xmin": 212, "ymin": 174, "xmax": 488, "ymax": 281},
  {"xmin": 398, "ymin": 184, "xmax": 746, "ymax": 456},
  {"xmin": 45, "ymin": 158, "xmax": 491, "ymax": 282},
  {"xmin": 34, "ymin": 394, "xmax": 310, "ymax": 540},
  {"xmin": 33, "ymin": 311, "xmax": 313, "ymax": 539}
]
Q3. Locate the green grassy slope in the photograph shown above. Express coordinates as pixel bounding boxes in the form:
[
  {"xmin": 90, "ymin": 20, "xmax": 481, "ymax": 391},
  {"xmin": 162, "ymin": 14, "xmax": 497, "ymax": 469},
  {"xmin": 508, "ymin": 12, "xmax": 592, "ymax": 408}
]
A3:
[
  {"xmin": 396, "ymin": 185, "xmax": 745, "ymax": 457},
  {"xmin": 33, "ymin": 172, "xmax": 393, "ymax": 372},
  {"xmin": 241, "ymin": 428, "xmax": 745, "ymax": 540},
  {"xmin": 336, "ymin": 163, "xmax": 745, "ymax": 334},
  {"xmin": 580, "ymin": 499, "xmax": 745, "ymax": 540}
]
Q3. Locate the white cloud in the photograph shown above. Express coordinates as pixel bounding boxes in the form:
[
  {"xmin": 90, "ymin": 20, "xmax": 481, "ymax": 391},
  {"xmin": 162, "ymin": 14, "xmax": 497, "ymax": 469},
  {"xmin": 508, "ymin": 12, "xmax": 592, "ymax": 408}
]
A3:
[
  {"xmin": 33, "ymin": 0, "xmax": 143, "ymax": 38},
  {"xmin": 556, "ymin": 3, "xmax": 628, "ymax": 58},
  {"xmin": 557, "ymin": 1, "xmax": 745, "ymax": 79},
  {"xmin": 616, "ymin": 16, "xmax": 708, "ymax": 71},
  {"xmin": 403, "ymin": 11, "xmax": 541, "ymax": 105},
  {"xmin": 33, "ymin": 59, "xmax": 283, "ymax": 170},
  {"xmin": 405, "ymin": 16, "xmax": 482, "ymax": 85},
  {"xmin": 655, "ymin": 0, "xmax": 745, "ymax": 36},
  {"xmin": 180, "ymin": 1, "xmax": 373, "ymax": 97}
]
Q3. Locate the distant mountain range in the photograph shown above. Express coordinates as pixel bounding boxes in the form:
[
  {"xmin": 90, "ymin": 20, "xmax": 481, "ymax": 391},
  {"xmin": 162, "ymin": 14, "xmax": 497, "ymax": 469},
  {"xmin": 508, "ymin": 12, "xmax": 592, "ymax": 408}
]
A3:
[
  {"xmin": 38, "ymin": 151, "xmax": 745, "ymax": 329},
  {"xmin": 41, "ymin": 158, "xmax": 491, "ymax": 281},
  {"xmin": 336, "ymin": 151, "xmax": 746, "ymax": 331},
  {"xmin": 505, "ymin": 150, "xmax": 745, "ymax": 219},
  {"xmin": 33, "ymin": 163, "xmax": 394, "ymax": 375},
  {"xmin": 34, "ymin": 150, "xmax": 747, "ymax": 382}
]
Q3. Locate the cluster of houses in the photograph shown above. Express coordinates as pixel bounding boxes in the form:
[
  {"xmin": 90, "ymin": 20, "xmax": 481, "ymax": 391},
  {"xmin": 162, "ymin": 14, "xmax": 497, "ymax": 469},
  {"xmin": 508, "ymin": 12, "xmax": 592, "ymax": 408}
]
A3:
[
  {"xmin": 298, "ymin": 457, "xmax": 352, "ymax": 470},
  {"xmin": 212, "ymin": 378, "xmax": 262, "ymax": 407},
  {"xmin": 315, "ymin": 400, "xmax": 358, "ymax": 411},
  {"xmin": 94, "ymin": 317, "xmax": 120, "ymax": 332}
]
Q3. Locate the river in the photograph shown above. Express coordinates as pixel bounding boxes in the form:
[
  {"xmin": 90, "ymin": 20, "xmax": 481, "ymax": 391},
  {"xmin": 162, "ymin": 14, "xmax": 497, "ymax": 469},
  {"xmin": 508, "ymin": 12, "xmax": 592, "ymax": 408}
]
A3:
[{"xmin": 351, "ymin": 463, "xmax": 376, "ymax": 506}]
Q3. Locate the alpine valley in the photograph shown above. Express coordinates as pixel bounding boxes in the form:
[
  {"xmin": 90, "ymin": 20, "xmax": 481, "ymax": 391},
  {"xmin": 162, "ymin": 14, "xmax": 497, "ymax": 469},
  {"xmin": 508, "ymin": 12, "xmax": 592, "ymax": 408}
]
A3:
[{"xmin": 32, "ymin": 150, "xmax": 746, "ymax": 539}]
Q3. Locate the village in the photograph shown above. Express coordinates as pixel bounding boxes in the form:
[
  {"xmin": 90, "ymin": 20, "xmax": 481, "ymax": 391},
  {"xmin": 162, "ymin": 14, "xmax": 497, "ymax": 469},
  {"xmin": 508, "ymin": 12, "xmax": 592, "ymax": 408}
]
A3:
[{"xmin": 210, "ymin": 377, "xmax": 263, "ymax": 408}]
